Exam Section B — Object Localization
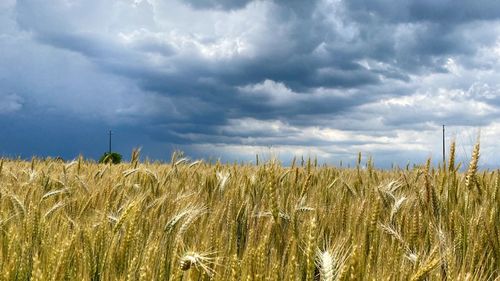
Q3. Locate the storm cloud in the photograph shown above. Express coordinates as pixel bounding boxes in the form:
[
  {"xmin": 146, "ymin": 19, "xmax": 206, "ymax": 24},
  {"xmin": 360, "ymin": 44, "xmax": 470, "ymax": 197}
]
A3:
[{"xmin": 2, "ymin": 0, "xmax": 500, "ymax": 167}]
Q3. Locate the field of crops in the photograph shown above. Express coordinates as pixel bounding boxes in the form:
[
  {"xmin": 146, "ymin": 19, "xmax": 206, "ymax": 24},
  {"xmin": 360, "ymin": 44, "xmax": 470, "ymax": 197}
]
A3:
[{"xmin": 0, "ymin": 143, "xmax": 498, "ymax": 280}]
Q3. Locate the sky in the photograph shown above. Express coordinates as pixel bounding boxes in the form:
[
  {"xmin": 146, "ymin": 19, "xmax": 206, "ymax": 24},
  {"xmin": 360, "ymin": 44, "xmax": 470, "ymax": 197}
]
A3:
[{"xmin": 2, "ymin": 0, "xmax": 500, "ymax": 167}]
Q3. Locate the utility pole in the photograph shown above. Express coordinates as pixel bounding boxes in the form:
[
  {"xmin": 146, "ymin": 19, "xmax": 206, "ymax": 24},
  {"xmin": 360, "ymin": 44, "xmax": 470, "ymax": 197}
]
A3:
[
  {"xmin": 109, "ymin": 130, "xmax": 113, "ymax": 154},
  {"xmin": 442, "ymin": 125, "xmax": 445, "ymax": 165}
]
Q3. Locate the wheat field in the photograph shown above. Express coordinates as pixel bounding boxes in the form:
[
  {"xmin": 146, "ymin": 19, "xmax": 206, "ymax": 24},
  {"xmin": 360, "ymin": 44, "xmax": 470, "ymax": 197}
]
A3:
[{"xmin": 0, "ymin": 143, "xmax": 498, "ymax": 280}]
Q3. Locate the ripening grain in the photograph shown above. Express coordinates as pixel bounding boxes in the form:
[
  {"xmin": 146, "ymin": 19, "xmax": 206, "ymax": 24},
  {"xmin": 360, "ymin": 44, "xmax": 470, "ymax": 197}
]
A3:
[{"xmin": 0, "ymin": 145, "xmax": 498, "ymax": 280}]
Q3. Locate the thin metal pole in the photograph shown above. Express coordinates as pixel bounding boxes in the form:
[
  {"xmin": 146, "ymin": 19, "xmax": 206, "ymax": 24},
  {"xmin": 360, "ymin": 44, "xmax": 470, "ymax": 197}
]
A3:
[
  {"xmin": 442, "ymin": 125, "xmax": 445, "ymax": 165},
  {"xmin": 109, "ymin": 130, "xmax": 112, "ymax": 154}
]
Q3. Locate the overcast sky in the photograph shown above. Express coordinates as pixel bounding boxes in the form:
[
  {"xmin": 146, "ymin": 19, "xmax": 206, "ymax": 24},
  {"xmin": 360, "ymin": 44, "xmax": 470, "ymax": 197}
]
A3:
[{"xmin": 2, "ymin": 0, "xmax": 500, "ymax": 167}]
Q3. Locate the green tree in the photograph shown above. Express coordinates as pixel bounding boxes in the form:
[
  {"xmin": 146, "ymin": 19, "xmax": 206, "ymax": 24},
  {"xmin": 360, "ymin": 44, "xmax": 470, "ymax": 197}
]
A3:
[{"xmin": 99, "ymin": 152, "xmax": 122, "ymax": 164}]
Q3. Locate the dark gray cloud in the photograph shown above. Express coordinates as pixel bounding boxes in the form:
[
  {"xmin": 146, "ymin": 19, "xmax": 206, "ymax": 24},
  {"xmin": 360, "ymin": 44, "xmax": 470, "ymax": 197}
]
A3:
[
  {"xmin": 185, "ymin": 0, "xmax": 320, "ymax": 15},
  {"xmin": 346, "ymin": 0, "xmax": 500, "ymax": 23},
  {"xmin": 184, "ymin": 0, "xmax": 252, "ymax": 10},
  {"xmin": 2, "ymin": 0, "xmax": 500, "ymax": 167}
]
